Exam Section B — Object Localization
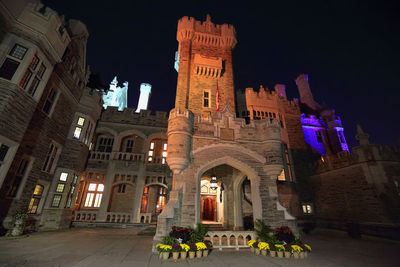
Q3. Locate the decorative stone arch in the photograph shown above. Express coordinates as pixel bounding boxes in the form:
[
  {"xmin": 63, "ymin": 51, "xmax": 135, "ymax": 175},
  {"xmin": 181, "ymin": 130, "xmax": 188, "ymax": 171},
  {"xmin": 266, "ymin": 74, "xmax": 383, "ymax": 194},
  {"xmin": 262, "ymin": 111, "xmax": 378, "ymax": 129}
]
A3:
[
  {"xmin": 95, "ymin": 127, "xmax": 118, "ymax": 151},
  {"xmin": 194, "ymin": 155, "xmax": 263, "ymax": 226},
  {"xmin": 114, "ymin": 129, "xmax": 147, "ymax": 152},
  {"xmin": 144, "ymin": 182, "xmax": 168, "ymax": 189}
]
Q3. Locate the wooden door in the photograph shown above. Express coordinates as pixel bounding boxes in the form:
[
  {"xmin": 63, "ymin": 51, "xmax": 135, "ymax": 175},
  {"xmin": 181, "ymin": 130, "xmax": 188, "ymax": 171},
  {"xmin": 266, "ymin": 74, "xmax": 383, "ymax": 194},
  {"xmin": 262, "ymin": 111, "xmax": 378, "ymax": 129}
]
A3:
[{"xmin": 201, "ymin": 195, "xmax": 216, "ymax": 221}]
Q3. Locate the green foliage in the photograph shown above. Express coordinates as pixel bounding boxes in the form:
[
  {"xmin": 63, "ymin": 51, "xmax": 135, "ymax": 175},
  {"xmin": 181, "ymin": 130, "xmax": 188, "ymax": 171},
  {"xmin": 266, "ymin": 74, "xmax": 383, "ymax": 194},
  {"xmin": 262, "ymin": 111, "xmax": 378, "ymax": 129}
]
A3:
[
  {"xmin": 188, "ymin": 223, "xmax": 209, "ymax": 243},
  {"xmin": 254, "ymin": 219, "xmax": 272, "ymax": 242},
  {"xmin": 161, "ymin": 235, "xmax": 177, "ymax": 245},
  {"xmin": 6, "ymin": 212, "xmax": 28, "ymax": 237}
]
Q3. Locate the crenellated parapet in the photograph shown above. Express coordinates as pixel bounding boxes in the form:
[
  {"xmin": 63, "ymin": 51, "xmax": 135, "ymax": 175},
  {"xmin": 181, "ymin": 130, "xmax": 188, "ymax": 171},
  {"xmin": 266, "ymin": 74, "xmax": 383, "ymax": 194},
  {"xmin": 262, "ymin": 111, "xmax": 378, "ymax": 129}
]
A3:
[
  {"xmin": 177, "ymin": 15, "xmax": 237, "ymax": 48},
  {"xmin": 100, "ymin": 107, "xmax": 168, "ymax": 127}
]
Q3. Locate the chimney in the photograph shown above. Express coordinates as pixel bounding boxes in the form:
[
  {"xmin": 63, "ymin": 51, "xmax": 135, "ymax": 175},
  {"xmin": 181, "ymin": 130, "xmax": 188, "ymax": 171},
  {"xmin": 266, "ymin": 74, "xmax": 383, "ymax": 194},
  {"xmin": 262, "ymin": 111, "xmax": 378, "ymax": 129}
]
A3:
[{"xmin": 296, "ymin": 74, "xmax": 318, "ymax": 110}]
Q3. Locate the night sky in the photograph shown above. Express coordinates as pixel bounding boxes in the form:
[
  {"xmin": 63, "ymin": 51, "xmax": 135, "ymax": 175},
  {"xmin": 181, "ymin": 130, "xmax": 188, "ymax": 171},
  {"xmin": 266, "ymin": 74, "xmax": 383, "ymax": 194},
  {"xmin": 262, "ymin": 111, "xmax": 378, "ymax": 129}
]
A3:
[{"xmin": 43, "ymin": 0, "xmax": 400, "ymax": 148}]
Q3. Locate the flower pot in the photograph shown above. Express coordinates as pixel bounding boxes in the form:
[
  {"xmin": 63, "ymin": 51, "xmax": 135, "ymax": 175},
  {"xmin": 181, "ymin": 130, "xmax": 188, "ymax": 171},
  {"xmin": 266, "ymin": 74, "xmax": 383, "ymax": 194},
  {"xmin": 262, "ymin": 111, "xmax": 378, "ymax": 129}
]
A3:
[
  {"xmin": 277, "ymin": 251, "xmax": 283, "ymax": 258},
  {"xmin": 250, "ymin": 247, "xmax": 255, "ymax": 253},
  {"xmin": 293, "ymin": 252, "xmax": 300, "ymax": 259},
  {"xmin": 172, "ymin": 252, "xmax": 179, "ymax": 260},
  {"xmin": 284, "ymin": 251, "xmax": 291, "ymax": 258},
  {"xmin": 189, "ymin": 251, "xmax": 195, "ymax": 259},
  {"xmin": 300, "ymin": 252, "xmax": 305, "ymax": 259},
  {"xmin": 255, "ymin": 248, "xmax": 260, "ymax": 255},
  {"xmin": 261, "ymin": 250, "xmax": 268, "ymax": 256},
  {"xmin": 180, "ymin": 252, "xmax": 187, "ymax": 259},
  {"xmin": 203, "ymin": 250, "xmax": 209, "ymax": 257},
  {"xmin": 305, "ymin": 251, "xmax": 308, "ymax": 258},
  {"xmin": 196, "ymin": 250, "xmax": 202, "ymax": 258},
  {"xmin": 158, "ymin": 252, "xmax": 162, "ymax": 259},
  {"xmin": 162, "ymin": 252, "xmax": 169, "ymax": 260},
  {"xmin": 270, "ymin": 250, "xmax": 276, "ymax": 257}
]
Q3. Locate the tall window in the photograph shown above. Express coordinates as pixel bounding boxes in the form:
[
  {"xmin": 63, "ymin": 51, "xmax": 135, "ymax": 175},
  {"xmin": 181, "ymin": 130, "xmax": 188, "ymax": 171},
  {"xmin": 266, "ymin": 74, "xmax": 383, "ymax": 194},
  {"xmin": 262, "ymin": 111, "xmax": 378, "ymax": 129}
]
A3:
[
  {"xmin": 156, "ymin": 187, "xmax": 167, "ymax": 213},
  {"xmin": 203, "ymin": 90, "xmax": 210, "ymax": 108},
  {"xmin": 42, "ymin": 88, "xmax": 58, "ymax": 115},
  {"xmin": 83, "ymin": 121, "xmax": 93, "ymax": 145},
  {"xmin": 42, "ymin": 143, "xmax": 60, "ymax": 173},
  {"xmin": 118, "ymin": 183, "xmax": 126, "ymax": 193},
  {"xmin": 27, "ymin": 184, "xmax": 44, "ymax": 214},
  {"xmin": 0, "ymin": 44, "xmax": 27, "ymax": 80},
  {"xmin": 66, "ymin": 174, "xmax": 78, "ymax": 208},
  {"xmin": 0, "ymin": 143, "xmax": 10, "ymax": 168},
  {"xmin": 7, "ymin": 158, "xmax": 30, "ymax": 197},
  {"xmin": 97, "ymin": 136, "xmax": 114, "ymax": 152},
  {"xmin": 316, "ymin": 130, "xmax": 323, "ymax": 143},
  {"xmin": 19, "ymin": 53, "xmax": 47, "ymax": 96},
  {"xmin": 73, "ymin": 117, "xmax": 85, "ymax": 139},
  {"xmin": 140, "ymin": 186, "xmax": 148, "ymax": 213},
  {"xmin": 283, "ymin": 144, "xmax": 293, "ymax": 182},
  {"xmin": 302, "ymin": 204, "xmax": 313, "ymax": 214},
  {"xmin": 84, "ymin": 183, "xmax": 104, "ymax": 208}
]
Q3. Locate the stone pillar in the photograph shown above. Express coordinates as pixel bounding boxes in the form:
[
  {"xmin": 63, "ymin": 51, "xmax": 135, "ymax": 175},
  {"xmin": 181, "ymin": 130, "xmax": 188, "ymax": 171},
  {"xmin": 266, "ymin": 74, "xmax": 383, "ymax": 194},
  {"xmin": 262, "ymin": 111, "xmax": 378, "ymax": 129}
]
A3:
[
  {"xmin": 132, "ymin": 164, "xmax": 146, "ymax": 223},
  {"xmin": 96, "ymin": 162, "xmax": 115, "ymax": 222}
]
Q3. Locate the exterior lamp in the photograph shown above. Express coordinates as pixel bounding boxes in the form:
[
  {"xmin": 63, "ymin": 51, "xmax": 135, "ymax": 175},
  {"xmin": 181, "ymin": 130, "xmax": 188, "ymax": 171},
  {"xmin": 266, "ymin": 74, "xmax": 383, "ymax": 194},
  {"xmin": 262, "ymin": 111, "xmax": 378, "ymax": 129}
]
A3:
[{"xmin": 210, "ymin": 174, "xmax": 218, "ymax": 191}]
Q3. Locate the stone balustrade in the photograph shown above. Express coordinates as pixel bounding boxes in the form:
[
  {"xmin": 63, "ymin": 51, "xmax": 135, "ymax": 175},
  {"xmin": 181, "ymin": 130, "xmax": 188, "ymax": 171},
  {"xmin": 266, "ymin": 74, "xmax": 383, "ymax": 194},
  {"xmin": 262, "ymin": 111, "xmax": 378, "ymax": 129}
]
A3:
[
  {"xmin": 105, "ymin": 212, "xmax": 132, "ymax": 223},
  {"xmin": 73, "ymin": 211, "xmax": 97, "ymax": 222},
  {"xmin": 113, "ymin": 152, "xmax": 144, "ymax": 162},
  {"xmin": 205, "ymin": 231, "xmax": 256, "ymax": 250},
  {"xmin": 139, "ymin": 213, "xmax": 152, "ymax": 223},
  {"xmin": 89, "ymin": 151, "xmax": 111, "ymax": 161}
]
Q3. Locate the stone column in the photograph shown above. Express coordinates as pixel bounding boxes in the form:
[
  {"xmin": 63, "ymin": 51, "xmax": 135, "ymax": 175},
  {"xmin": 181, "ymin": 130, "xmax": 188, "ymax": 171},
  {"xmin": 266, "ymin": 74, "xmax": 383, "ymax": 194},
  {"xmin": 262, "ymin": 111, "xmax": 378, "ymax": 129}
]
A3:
[
  {"xmin": 132, "ymin": 164, "xmax": 146, "ymax": 223},
  {"xmin": 96, "ymin": 162, "xmax": 115, "ymax": 222}
]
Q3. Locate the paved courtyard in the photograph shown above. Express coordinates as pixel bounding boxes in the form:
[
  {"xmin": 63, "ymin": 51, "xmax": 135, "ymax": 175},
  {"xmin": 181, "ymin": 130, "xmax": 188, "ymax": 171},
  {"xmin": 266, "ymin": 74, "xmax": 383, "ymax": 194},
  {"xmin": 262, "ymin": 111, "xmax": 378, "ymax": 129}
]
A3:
[{"xmin": 0, "ymin": 228, "xmax": 399, "ymax": 267}]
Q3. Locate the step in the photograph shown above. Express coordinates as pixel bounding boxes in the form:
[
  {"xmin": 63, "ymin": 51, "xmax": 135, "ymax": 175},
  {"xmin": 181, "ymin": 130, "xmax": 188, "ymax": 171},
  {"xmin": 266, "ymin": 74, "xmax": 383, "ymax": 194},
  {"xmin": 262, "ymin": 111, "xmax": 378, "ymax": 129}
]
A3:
[{"xmin": 71, "ymin": 221, "xmax": 152, "ymax": 230}]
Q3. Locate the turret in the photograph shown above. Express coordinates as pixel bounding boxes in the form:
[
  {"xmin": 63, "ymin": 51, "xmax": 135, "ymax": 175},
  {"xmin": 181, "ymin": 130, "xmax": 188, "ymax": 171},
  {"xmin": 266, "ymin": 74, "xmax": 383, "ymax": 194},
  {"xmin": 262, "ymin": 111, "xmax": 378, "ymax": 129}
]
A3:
[
  {"xmin": 135, "ymin": 83, "xmax": 152, "ymax": 113},
  {"xmin": 296, "ymin": 74, "xmax": 319, "ymax": 110},
  {"xmin": 166, "ymin": 108, "xmax": 194, "ymax": 184}
]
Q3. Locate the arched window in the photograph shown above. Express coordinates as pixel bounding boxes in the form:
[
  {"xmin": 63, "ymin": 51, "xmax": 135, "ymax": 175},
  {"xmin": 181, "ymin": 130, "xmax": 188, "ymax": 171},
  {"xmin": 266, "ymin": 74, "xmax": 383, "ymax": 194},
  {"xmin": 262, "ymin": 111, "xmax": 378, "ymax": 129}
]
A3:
[
  {"xmin": 156, "ymin": 187, "xmax": 167, "ymax": 213},
  {"xmin": 147, "ymin": 138, "xmax": 167, "ymax": 164},
  {"xmin": 140, "ymin": 186, "xmax": 149, "ymax": 213},
  {"xmin": 96, "ymin": 135, "xmax": 114, "ymax": 152}
]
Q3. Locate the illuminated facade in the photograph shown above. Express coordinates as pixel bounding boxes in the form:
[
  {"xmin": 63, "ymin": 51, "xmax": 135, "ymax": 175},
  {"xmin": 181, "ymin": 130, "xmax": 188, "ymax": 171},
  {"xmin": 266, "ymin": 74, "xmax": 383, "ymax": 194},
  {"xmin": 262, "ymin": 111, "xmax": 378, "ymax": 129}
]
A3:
[{"xmin": 102, "ymin": 76, "xmax": 129, "ymax": 111}]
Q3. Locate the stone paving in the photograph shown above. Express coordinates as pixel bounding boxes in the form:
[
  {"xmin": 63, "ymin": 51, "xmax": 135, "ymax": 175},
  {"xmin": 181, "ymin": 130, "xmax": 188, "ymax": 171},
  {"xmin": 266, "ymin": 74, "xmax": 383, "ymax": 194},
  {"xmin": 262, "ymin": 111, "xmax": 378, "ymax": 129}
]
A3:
[{"xmin": 0, "ymin": 228, "xmax": 399, "ymax": 267}]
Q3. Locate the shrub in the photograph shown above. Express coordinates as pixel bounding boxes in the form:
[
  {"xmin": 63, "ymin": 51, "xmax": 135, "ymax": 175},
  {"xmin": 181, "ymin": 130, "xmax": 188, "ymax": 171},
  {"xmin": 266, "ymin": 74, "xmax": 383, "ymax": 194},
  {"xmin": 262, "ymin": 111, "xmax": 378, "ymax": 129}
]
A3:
[
  {"xmin": 188, "ymin": 223, "xmax": 209, "ymax": 243},
  {"xmin": 161, "ymin": 236, "xmax": 176, "ymax": 245},
  {"xmin": 169, "ymin": 226, "xmax": 192, "ymax": 243},
  {"xmin": 274, "ymin": 226, "xmax": 295, "ymax": 244},
  {"xmin": 254, "ymin": 219, "xmax": 272, "ymax": 242}
]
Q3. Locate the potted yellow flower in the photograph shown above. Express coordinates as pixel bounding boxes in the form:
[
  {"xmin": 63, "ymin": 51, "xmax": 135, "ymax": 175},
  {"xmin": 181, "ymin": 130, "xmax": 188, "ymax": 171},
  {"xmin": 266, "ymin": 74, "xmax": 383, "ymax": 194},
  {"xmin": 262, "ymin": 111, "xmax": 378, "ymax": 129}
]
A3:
[
  {"xmin": 180, "ymin": 244, "xmax": 190, "ymax": 259},
  {"xmin": 248, "ymin": 239, "xmax": 256, "ymax": 253},
  {"xmin": 258, "ymin": 242, "xmax": 269, "ymax": 256},
  {"xmin": 275, "ymin": 244, "xmax": 285, "ymax": 258},
  {"xmin": 195, "ymin": 242, "xmax": 206, "ymax": 258},
  {"xmin": 291, "ymin": 244, "xmax": 303, "ymax": 259},
  {"xmin": 156, "ymin": 243, "xmax": 172, "ymax": 260}
]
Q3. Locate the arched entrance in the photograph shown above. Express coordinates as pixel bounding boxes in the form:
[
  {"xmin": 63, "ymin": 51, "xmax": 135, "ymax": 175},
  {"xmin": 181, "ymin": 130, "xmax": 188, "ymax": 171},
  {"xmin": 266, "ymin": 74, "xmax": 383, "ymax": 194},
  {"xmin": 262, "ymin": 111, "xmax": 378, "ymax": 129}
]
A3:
[{"xmin": 197, "ymin": 162, "xmax": 259, "ymax": 230}]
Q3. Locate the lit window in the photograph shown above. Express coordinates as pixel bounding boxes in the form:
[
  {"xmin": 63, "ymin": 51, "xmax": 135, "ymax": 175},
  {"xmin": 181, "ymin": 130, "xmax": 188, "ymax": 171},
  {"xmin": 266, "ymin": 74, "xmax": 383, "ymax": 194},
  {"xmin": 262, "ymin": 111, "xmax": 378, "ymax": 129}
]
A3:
[
  {"xmin": 77, "ymin": 117, "xmax": 85, "ymax": 126},
  {"xmin": 27, "ymin": 184, "xmax": 44, "ymax": 214},
  {"xmin": 163, "ymin": 143, "xmax": 167, "ymax": 151},
  {"xmin": 150, "ymin": 142, "xmax": 154, "ymax": 150},
  {"xmin": 84, "ymin": 183, "xmax": 104, "ymax": 208},
  {"xmin": 162, "ymin": 158, "xmax": 166, "ymax": 164},
  {"xmin": 140, "ymin": 186, "xmax": 148, "ymax": 213},
  {"xmin": 59, "ymin": 172, "xmax": 68, "ymax": 181},
  {"xmin": 51, "ymin": 194, "xmax": 62, "ymax": 207},
  {"xmin": 162, "ymin": 151, "xmax": 167, "ymax": 157},
  {"xmin": 148, "ymin": 151, "xmax": 153, "ymax": 156},
  {"xmin": 73, "ymin": 127, "xmax": 82, "ymax": 139},
  {"xmin": 302, "ymin": 204, "xmax": 313, "ymax": 214},
  {"xmin": 56, "ymin": 183, "xmax": 65, "ymax": 193}
]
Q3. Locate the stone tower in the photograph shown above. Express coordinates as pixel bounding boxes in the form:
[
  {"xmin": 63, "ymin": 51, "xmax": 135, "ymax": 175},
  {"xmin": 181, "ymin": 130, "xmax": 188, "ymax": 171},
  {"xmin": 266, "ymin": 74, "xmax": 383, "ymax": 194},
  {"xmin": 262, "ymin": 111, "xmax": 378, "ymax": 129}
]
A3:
[{"xmin": 175, "ymin": 14, "xmax": 237, "ymax": 115}]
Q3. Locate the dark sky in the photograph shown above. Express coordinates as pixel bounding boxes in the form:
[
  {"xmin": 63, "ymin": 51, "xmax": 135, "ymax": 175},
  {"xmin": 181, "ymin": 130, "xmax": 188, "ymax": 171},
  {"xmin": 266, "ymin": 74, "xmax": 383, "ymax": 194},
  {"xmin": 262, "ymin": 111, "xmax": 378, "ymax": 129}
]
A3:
[{"xmin": 43, "ymin": 0, "xmax": 400, "ymax": 148}]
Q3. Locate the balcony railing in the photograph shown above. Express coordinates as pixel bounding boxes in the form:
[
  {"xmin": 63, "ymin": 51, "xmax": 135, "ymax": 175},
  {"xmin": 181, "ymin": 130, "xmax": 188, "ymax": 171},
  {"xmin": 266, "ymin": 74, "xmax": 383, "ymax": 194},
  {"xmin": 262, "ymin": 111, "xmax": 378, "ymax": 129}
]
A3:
[
  {"xmin": 205, "ymin": 231, "xmax": 256, "ymax": 250},
  {"xmin": 105, "ymin": 212, "xmax": 132, "ymax": 223},
  {"xmin": 73, "ymin": 211, "xmax": 97, "ymax": 222},
  {"xmin": 89, "ymin": 151, "xmax": 145, "ymax": 162}
]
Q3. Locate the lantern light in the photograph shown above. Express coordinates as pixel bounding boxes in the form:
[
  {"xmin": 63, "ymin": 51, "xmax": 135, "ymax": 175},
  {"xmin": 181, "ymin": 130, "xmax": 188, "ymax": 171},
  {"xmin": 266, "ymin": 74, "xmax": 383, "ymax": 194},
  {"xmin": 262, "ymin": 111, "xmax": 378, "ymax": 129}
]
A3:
[{"xmin": 210, "ymin": 174, "xmax": 218, "ymax": 190}]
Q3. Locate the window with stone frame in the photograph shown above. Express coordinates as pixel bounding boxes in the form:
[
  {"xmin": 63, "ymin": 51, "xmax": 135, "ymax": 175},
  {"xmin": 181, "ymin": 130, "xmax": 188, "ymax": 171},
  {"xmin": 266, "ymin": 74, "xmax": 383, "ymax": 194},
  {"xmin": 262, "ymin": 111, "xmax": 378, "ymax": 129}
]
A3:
[
  {"xmin": 96, "ymin": 136, "xmax": 114, "ymax": 152},
  {"xmin": 42, "ymin": 88, "xmax": 59, "ymax": 116},
  {"xmin": 0, "ymin": 143, "xmax": 10, "ymax": 168},
  {"xmin": 0, "ymin": 44, "xmax": 28, "ymax": 80},
  {"xmin": 302, "ymin": 203, "xmax": 313, "ymax": 214},
  {"xmin": 117, "ymin": 183, "xmax": 126, "ymax": 193},
  {"xmin": 19, "ymin": 53, "xmax": 47, "ymax": 96},
  {"xmin": 51, "ymin": 194, "xmax": 62, "ymax": 207},
  {"xmin": 27, "ymin": 184, "xmax": 44, "ymax": 214},
  {"xmin": 83, "ymin": 120, "xmax": 93, "ymax": 145},
  {"xmin": 7, "ymin": 158, "xmax": 30, "ymax": 197},
  {"xmin": 203, "ymin": 90, "xmax": 210, "ymax": 108},
  {"xmin": 84, "ymin": 183, "xmax": 104, "ymax": 208},
  {"xmin": 122, "ymin": 136, "xmax": 135, "ymax": 153},
  {"xmin": 73, "ymin": 117, "xmax": 85, "ymax": 140},
  {"xmin": 140, "ymin": 186, "xmax": 149, "ymax": 213},
  {"xmin": 65, "ymin": 174, "xmax": 79, "ymax": 208},
  {"xmin": 42, "ymin": 142, "xmax": 61, "ymax": 174}
]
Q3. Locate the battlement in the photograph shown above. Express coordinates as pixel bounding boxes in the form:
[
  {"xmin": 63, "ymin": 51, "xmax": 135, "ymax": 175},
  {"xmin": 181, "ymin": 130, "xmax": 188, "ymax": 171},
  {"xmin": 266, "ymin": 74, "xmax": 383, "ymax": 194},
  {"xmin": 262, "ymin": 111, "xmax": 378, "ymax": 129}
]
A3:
[
  {"xmin": 177, "ymin": 15, "xmax": 236, "ymax": 47},
  {"xmin": 100, "ymin": 107, "xmax": 168, "ymax": 127},
  {"xmin": 1, "ymin": 1, "xmax": 71, "ymax": 62},
  {"xmin": 244, "ymin": 86, "xmax": 299, "ymax": 111},
  {"xmin": 300, "ymin": 114, "xmax": 323, "ymax": 127},
  {"xmin": 317, "ymin": 144, "xmax": 400, "ymax": 172},
  {"xmin": 168, "ymin": 108, "xmax": 193, "ymax": 120}
]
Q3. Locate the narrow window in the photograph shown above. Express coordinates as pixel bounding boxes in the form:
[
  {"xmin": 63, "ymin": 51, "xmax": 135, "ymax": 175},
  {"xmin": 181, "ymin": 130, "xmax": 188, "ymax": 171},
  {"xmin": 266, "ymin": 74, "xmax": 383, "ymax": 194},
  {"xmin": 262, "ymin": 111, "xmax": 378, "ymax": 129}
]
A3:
[
  {"xmin": 19, "ymin": 53, "xmax": 47, "ymax": 96},
  {"xmin": 97, "ymin": 136, "xmax": 113, "ymax": 152},
  {"xmin": 73, "ymin": 117, "xmax": 85, "ymax": 139},
  {"xmin": 84, "ymin": 183, "xmax": 104, "ymax": 208},
  {"xmin": 43, "ymin": 88, "xmax": 58, "ymax": 115},
  {"xmin": 316, "ymin": 130, "xmax": 323, "ymax": 143},
  {"xmin": 302, "ymin": 204, "xmax": 313, "ymax": 214},
  {"xmin": 42, "ymin": 143, "xmax": 60, "ymax": 173},
  {"xmin": 27, "ymin": 184, "xmax": 44, "ymax": 214},
  {"xmin": 118, "ymin": 183, "xmax": 126, "ymax": 193},
  {"xmin": 51, "ymin": 194, "xmax": 62, "ymax": 207},
  {"xmin": 203, "ymin": 91, "xmax": 210, "ymax": 108},
  {"xmin": 7, "ymin": 158, "xmax": 29, "ymax": 197},
  {"xmin": 0, "ymin": 144, "xmax": 10, "ymax": 167},
  {"xmin": 140, "ymin": 186, "xmax": 148, "ymax": 213},
  {"xmin": 156, "ymin": 187, "xmax": 167, "ymax": 213}
]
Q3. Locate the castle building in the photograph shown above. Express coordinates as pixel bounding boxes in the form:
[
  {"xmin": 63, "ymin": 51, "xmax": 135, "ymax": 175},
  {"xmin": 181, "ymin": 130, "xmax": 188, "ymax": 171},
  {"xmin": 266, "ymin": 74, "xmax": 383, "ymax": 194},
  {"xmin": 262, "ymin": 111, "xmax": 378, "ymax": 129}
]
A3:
[{"xmin": 0, "ymin": 0, "xmax": 398, "ymax": 242}]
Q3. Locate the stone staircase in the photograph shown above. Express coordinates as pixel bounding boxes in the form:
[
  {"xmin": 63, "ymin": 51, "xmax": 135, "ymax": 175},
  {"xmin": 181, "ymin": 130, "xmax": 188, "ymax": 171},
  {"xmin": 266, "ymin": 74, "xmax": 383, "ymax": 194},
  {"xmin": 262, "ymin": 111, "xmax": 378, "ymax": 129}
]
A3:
[{"xmin": 71, "ymin": 221, "xmax": 153, "ymax": 231}]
